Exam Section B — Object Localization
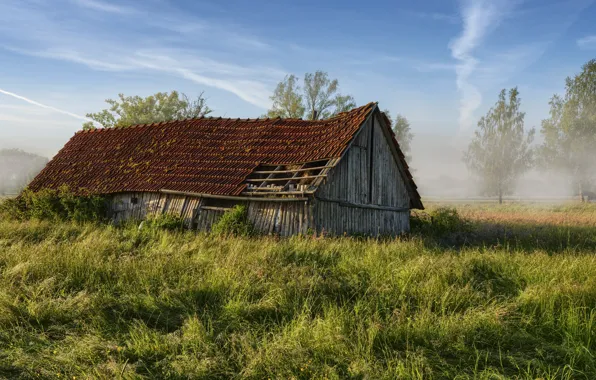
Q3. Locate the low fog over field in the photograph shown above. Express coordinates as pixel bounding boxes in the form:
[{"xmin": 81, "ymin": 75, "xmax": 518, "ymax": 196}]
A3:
[
  {"xmin": 409, "ymin": 134, "xmax": 577, "ymax": 199},
  {"xmin": 0, "ymin": 149, "xmax": 47, "ymax": 195}
]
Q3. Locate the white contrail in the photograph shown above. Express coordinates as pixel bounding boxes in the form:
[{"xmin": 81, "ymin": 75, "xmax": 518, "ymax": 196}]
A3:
[
  {"xmin": 449, "ymin": 0, "xmax": 510, "ymax": 131},
  {"xmin": 0, "ymin": 88, "xmax": 89, "ymax": 121}
]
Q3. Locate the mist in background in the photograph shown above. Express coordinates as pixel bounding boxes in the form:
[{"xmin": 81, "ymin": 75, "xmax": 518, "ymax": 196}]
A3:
[
  {"xmin": 409, "ymin": 133, "xmax": 578, "ymax": 199},
  {"xmin": 0, "ymin": 149, "xmax": 48, "ymax": 195}
]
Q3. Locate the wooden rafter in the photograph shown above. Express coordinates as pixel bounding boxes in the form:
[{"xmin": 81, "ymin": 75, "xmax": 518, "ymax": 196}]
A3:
[
  {"xmin": 310, "ymin": 158, "xmax": 338, "ymax": 188},
  {"xmin": 160, "ymin": 189, "xmax": 308, "ymax": 202},
  {"xmin": 245, "ymin": 174, "xmax": 325, "ymax": 185},
  {"xmin": 242, "ymin": 190, "xmax": 315, "ymax": 196},
  {"xmin": 245, "ymin": 186, "xmax": 285, "ymax": 192},
  {"xmin": 260, "ymin": 165, "xmax": 282, "ymax": 183},
  {"xmin": 251, "ymin": 165, "xmax": 334, "ymax": 175},
  {"xmin": 242, "ymin": 158, "xmax": 337, "ymax": 196}
]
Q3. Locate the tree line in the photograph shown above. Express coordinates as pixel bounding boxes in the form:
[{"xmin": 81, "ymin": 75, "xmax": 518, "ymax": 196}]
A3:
[{"xmin": 464, "ymin": 59, "xmax": 596, "ymax": 203}]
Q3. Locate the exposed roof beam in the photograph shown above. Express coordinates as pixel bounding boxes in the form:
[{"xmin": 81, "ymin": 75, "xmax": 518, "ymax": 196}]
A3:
[
  {"xmin": 244, "ymin": 175, "xmax": 326, "ymax": 182},
  {"xmin": 160, "ymin": 189, "xmax": 308, "ymax": 202}
]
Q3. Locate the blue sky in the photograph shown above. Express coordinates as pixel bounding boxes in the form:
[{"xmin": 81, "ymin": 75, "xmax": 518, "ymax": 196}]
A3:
[{"xmin": 0, "ymin": 0, "xmax": 595, "ymax": 159}]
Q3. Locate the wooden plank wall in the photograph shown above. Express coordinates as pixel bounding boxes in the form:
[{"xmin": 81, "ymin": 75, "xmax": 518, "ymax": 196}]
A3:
[
  {"xmin": 370, "ymin": 114, "xmax": 409, "ymax": 207},
  {"xmin": 107, "ymin": 192, "xmax": 200, "ymax": 225},
  {"xmin": 313, "ymin": 201, "xmax": 409, "ymax": 236},
  {"xmin": 314, "ymin": 114, "xmax": 411, "ymax": 235},
  {"xmin": 107, "ymin": 192, "xmax": 313, "ymax": 235},
  {"xmin": 247, "ymin": 201, "xmax": 312, "ymax": 236},
  {"xmin": 194, "ymin": 206, "xmax": 224, "ymax": 232},
  {"xmin": 316, "ymin": 118, "xmax": 371, "ymax": 204}
]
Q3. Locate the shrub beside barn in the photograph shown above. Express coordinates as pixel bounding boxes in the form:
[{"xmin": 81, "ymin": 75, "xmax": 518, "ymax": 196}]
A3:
[{"xmin": 27, "ymin": 103, "xmax": 423, "ymax": 235}]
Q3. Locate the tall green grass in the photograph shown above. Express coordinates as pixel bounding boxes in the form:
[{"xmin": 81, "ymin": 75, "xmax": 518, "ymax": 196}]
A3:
[{"xmin": 1, "ymin": 218, "xmax": 595, "ymax": 379}]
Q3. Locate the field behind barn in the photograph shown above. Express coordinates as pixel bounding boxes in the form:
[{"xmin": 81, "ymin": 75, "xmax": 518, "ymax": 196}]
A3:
[{"xmin": 1, "ymin": 203, "xmax": 595, "ymax": 379}]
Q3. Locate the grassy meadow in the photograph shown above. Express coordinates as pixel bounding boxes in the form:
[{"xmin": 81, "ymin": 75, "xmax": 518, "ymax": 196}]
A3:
[{"xmin": 0, "ymin": 202, "xmax": 595, "ymax": 379}]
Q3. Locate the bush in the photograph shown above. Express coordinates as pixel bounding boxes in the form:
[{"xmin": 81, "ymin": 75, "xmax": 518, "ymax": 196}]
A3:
[
  {"xmin": 0, "ymin": 197, "xmax": 26, "ymax": 220},
  {"xmin": 211, "ymin": 205, "xmax": 254, "ymax": 237},
  {"xmin": 58, "ymin": 190, "xmax": 107, "ymax": 222},
  {"xmin": 410, "ymin": 210, "xmax": 432, "ymax": 232},
  {"xmin": 145, "ymin": 213, "xmax": 186, "ymax": 231},
  {"xmin": 0, "ymin": 187, "xmax": 106, "ymax": 223},
  {"xmin": 430, "ymin": 207, "xmax": 470, "ymax": 234},
  {"xmin": 411, "ymin": 207, "xmax": 470, "ymax": 236}
]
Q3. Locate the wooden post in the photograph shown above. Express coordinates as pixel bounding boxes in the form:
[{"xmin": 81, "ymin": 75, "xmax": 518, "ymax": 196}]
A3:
[{"xmin": 368, "ymin": 117, "xmax": 374, "ymax": 204}]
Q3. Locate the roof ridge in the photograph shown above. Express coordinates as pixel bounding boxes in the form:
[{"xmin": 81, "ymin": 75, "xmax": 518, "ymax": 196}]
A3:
[{"xmin": 76, "ymin": 102, "xmax": 377, "ymax": 134}]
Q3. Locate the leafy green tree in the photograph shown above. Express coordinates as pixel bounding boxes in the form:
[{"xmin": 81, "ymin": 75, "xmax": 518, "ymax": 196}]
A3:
[
  {"xmin": 266, "ymin": 75, "xmax": 305, "ymax": 119},
  {"xmin": 304, "ymin": 71, "xmax": 338, "ymax": 120},
  {"xmin": 83, "ymin": 91, "xmax": 212, "ymax": 129},
  {"xmin": 332, "ymin": 94, "xmax": 357, "ymax": 116},
  {"xmin": 383, "ymin": 110, "xmax": 414, "ymax": 162},
  {"xmin": 538, "ymin": 59, "xmax": 596, "ymax": 199},
  {"xmin": 266, "ymin": 71, "xmax": 356, "ymax": 120},
  {"xmin": 464, "ymin": 88, "xmax": 535, "ymax": 204}
]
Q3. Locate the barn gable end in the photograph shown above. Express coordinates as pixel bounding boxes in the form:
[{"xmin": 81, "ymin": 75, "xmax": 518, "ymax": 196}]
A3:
[{"xmin": 313, "ymin": 108, "xmax": 416, "ymax": 235}]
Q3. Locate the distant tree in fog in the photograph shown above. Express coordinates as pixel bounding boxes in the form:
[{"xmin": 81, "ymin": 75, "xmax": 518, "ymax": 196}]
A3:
[
  {"xmin": 383, "ymin": 110, "xmax": 414, "ymax": 163},
  {"xmin": 266, "ymin": 71, "xmax": 356, "ymax": 120},
  {"xmin": 464, "ymin": 88, "xmax": 535, "ymax": 204},
  {"xmin": 83, "ymin": 91, "xmax": 212, "ymax": 130},
  {"xmin": 0, "ymin": 149, "xmax": 48, "ymax": 195},
  {"xmin": 538, "ymin": 59, "xmax": 596, "ymax": 199}
]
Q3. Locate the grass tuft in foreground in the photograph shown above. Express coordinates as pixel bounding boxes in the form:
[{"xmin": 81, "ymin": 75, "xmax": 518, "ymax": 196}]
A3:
[{"xmin": 1, "ymin": 207, "xmax": 595, "ymax": 379}]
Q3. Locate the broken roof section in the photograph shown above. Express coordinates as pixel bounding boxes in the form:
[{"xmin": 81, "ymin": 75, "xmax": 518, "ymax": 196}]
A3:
[{"xmin": 28, "ymin": 103, "xmax": 423, "ymax": 209}]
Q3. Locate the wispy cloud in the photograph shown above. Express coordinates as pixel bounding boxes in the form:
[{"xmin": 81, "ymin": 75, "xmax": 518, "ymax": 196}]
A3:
[
  {"xmin": 286, "ymin": 44, "xmax": 453, "ymax": 75},
  {"xmin": 0, "ymin": 0, "xmax": 280, "ymax": 109},
  {"xmin": 449, "ymin": 0, "xmax": 513, "ymax": 131},
  {"xmin": 405, "ymin": 10, "xmax": 460, "ymax": 24},
  {"xmin": 0, "ymin": 88, "xmax": 90, "ymax": 121},
  {"xmin": 128, "ymin": 51, "xmax": 277, "ymax": 107},
  {"xmin": 448, "ymin": 0, "xmax": 593, "ymax": 132},
  {"xmin": 70, "ymin": 0, "xmax": 135, "ymax": 14},
  {"xmin": 224, "ymin": 33, "xmax": 272, "ymax": 51},
  {"xmin": 577, "ymin": 35, "xmax": 596, "ymax": 49},
  {"xmin": 6, "ymin": 46, "xmax": 137, "ymax": 71},
  {"xmin": 413, "ymin": 62, "xmax": 456, "ymax": 73},
  {"xmin": 10, "ymin": 46, "xmax": 280, "ymax": 108},
  {"xmin": 0, "ymin": 108, "xmax": 75, "ymax": 126}
]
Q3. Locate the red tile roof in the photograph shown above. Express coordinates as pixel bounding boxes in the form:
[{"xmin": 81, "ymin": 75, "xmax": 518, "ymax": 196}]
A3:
[{"xmin": 28, "ymin": 103, "xmax": 422, "ymax": 208}]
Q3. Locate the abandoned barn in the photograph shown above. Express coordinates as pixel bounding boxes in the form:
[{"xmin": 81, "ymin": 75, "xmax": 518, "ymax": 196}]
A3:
[{"xmin": 28, "ymin": 102, "xmax": 423, "ymax": 235}]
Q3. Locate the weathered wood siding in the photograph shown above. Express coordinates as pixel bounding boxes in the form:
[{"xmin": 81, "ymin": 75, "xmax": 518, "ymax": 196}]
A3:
[
  {"xmin": 107, "ymin": 192, "xmax": 312, "ymax": 236},
  {"xmin": 314, "ymin": 113, "xmax": 411, "ymax": 235},
  {"xmin": 313, "ymin": 203, "xmax": 409, "ymax": 236},
  {"xmin": 246, "ymin": 201, "xmax": 312, "ymax": 236},
  {"xmin": 109, "ymin": 192, "xmax": 200, "ymax": 224}
]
